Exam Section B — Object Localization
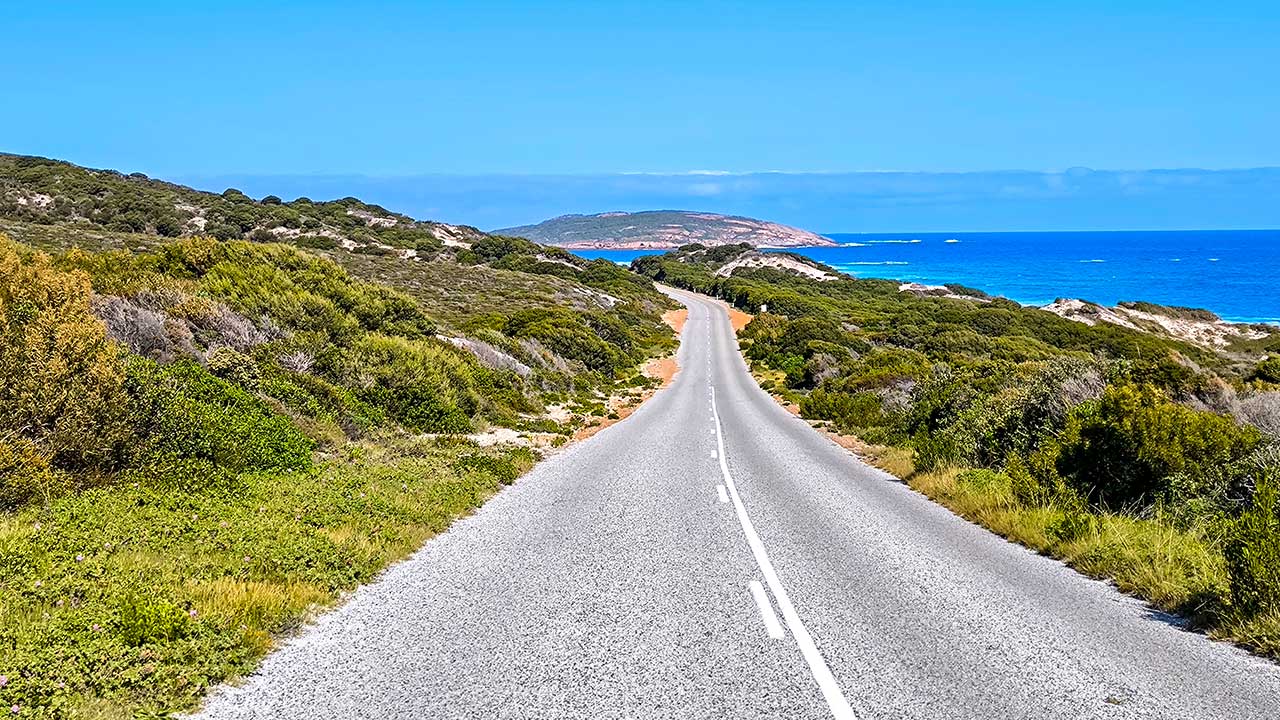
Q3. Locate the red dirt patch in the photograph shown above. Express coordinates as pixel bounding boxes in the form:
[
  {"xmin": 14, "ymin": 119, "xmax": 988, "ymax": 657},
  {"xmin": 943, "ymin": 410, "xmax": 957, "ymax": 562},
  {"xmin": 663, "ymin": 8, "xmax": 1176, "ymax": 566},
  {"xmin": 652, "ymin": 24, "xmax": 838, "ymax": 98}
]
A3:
[
  {"xmin": 662, "ymin": 308, "xmax": 689, "ymax": 334},
  {"xmin": 727, "ymin": 307, "xmax": 753, "ymax": 333},
  {"xmin": 644, "ymin": 356, "xmax": 679, "ymax": 386}
]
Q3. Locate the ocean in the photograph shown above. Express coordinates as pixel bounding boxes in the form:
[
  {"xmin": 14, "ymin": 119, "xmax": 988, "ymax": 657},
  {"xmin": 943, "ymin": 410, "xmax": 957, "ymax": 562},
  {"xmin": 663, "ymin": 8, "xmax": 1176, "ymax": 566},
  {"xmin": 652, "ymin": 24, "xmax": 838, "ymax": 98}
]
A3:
[{"xmin": 571, "ymin": 229, "xmax": 1280, "ymax": 324}]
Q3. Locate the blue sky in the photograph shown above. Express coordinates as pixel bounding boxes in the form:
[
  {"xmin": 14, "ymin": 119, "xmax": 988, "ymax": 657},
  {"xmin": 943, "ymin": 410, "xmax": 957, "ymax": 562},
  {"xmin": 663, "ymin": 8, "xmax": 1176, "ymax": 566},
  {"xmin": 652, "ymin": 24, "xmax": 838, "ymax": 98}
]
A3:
[{"xmin": 5, "ymin": 1, "xmax": 1279, "ymax": 230}]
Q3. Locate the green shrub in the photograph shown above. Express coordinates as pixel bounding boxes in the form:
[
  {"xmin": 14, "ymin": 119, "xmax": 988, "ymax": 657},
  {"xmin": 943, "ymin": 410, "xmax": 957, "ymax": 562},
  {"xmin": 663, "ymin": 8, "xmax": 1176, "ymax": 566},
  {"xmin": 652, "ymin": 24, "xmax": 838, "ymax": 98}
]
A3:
[
  {"xmin": 1252, "ymin": 357, "xmax": 1280, "ymax": 384},
  {"xmin": 0, "ymin": 436, "xmax": 68, "ymax": 508},
  {"xmin": 1226, "ymin": 467, "xmax": 1280, "ymax": 616},
  {"xmin": 114, "ymin": 592, "xmax": 191, "ymax": 647},
  {"xmin": 800, "ymin": 389, "xmax": 887, "ymax": 434},
  {"xmin": 0, "ymin": 239, "xmax": 133, "ymax": 503},
  {"xmin": 1056, "ymin": 384, "xmax": 1261, "ymax": 510},
  {"xmin": 502, "ymin": 308, "xmax": 629, "ymax": 376},
  {"xmin": 127, "ymin": 358, "xmax": 313, "ymax": 472},
  {"xmin": 341, "ymin": 335, "xmax": 483, "ymax": 433},
  {"xmin": 207, "ymin": 347, "xmax": 262, "ymax": 389},
  {"xmin": 296, "ymin": 234, "xmax": 339, "ymax": 250},
  {"xmin": 258, "ymin": 364, "xmax": 384, "ymax": 436}
]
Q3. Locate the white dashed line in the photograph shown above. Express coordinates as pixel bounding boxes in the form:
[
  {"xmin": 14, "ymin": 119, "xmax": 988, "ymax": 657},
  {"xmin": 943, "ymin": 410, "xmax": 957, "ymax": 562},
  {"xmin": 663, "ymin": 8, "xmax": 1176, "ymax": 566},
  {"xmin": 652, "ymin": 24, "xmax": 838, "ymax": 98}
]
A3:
[
  {"xmin": 748, "ymin": 580, "xmax": 785, "ymax": 639},
  {"xmin": 716, "ymin": 484, "xmax": 729, "ymax": 503}
]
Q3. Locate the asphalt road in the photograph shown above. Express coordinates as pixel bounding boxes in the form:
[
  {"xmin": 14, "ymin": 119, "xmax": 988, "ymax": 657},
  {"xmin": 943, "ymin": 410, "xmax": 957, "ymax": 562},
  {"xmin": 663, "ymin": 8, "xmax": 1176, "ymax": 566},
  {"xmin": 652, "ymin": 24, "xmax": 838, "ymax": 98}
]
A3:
[{"xmin": 196, "ymin": 287, "xmax": 1280, "ymax": 719}]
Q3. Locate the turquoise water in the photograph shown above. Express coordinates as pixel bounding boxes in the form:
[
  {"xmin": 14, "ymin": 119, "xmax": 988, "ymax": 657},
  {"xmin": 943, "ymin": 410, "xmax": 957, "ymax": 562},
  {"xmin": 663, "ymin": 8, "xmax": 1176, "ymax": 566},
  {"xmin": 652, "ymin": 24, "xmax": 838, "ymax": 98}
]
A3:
[{"xmin": 571, "ymin": 229, "xmax": 1280, "ymax": 323}]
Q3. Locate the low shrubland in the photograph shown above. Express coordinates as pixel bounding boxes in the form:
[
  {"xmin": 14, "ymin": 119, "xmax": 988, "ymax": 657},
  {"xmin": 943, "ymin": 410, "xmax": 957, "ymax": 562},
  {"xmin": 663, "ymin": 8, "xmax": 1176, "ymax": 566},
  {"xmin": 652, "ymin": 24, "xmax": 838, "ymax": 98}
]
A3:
[
  {"xmin": 637, "ymin": 244, "xmax": 1280, "ymax": 657},
  {"xmin": 0, "ymin": 228, "xmax": 673, "ymax": 717}
]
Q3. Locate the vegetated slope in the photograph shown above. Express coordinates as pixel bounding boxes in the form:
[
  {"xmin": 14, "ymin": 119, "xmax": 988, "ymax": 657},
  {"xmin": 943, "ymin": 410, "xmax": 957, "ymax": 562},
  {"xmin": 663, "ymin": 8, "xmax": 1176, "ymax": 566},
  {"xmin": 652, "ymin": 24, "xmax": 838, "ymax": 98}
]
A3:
[
  {"xmin": 635, "ymin": 243, "xmax": 1280, "ymax": 657},
  {"xmin": 495, "ymin": 209, "xmax": 837, "ymax": 249},
  {"xmin": 0, "ymin": 152, "xmax": 482, "ymax": 253},
  {"xmin": 0, "ymin": 157, "xmax": 676, "ymax": 717}
]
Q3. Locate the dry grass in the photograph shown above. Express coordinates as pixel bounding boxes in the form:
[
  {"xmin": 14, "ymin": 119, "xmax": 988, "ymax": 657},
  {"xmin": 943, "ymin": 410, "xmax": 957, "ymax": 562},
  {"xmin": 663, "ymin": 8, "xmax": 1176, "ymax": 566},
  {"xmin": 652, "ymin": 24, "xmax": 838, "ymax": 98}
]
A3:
[{"xmin": 895, "ymin": 462, "xmax": 1234, "ymax": 636}]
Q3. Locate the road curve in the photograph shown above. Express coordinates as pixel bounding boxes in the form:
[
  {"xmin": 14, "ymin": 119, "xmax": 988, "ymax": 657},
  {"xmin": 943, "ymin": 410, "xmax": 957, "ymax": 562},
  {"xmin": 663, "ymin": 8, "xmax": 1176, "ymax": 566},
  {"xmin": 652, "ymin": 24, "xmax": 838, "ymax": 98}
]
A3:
[{"xmin": 195, "ymin": 287, "xmax": 1280, "ymax": 719}]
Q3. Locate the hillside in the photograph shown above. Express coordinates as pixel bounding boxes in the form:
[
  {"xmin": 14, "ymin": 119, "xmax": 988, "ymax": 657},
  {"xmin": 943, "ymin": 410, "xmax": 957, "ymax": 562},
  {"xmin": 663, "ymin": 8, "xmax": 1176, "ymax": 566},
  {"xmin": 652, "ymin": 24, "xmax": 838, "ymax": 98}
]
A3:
[
  {"xmin": 0, "ymin": 152, "xmax": 485, "ymax": 255},
  {"xmin": 495, "ymin": 210, "xmax": 836, "ymax": 249},
  {"xmin": 0, "ymin": 156, "xmax": 678, "ymax": 717}
]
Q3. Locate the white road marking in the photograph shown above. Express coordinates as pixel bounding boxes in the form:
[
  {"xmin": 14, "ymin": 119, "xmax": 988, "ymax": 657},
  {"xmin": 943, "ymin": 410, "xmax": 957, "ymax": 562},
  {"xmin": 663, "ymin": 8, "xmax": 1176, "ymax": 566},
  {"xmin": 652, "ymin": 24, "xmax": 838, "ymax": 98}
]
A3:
[
  {"xmin": 711, "ymin": 384, "xmax": 858, "ymax": 720},
  {"xmin": 748, "ymin": 580, "xmax": 785, "ymax": 639},
  {"xmin": 717, "ymin": 484, "xmax": 729, "ymax": 503},
  {"xmin": 712, "ymin": 448, "xmax": 718, "ymax": 459}
]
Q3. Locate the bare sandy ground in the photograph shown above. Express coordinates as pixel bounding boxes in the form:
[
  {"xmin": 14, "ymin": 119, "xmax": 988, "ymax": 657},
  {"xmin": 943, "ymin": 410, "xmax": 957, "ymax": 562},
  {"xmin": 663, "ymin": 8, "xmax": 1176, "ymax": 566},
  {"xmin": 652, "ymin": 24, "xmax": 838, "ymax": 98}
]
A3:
[{"xmin": 662, "ymin": 308, "xmax": 689, "ymax": 334}]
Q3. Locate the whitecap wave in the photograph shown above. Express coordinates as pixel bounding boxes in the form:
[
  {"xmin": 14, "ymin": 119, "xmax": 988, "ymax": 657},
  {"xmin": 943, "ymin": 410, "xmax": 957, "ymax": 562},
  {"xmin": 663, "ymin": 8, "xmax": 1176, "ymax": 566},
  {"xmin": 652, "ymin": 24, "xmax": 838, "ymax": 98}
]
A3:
[
  {"xmin": 864, "ymin": 239, "xmax": 922, "ymax": 244},
  {"xmin": 944, "ymin": 239, "xmax": 960, "ymax": 243},
  {"xmin": 1079, "ymin": 259, "xmax": 1106, "ymax": 263},
  {"xmin": 836, "ymin": 261, "xmax": 910, "ymax": 266}
]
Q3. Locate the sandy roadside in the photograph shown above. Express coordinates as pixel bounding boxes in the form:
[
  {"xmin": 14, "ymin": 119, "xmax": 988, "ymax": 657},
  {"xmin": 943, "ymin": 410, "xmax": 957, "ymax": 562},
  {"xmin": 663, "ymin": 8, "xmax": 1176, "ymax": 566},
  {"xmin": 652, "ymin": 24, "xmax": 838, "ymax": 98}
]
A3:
[{"xmin": 569, "ymin": 307, "xmax": 688, "ymax": 443}]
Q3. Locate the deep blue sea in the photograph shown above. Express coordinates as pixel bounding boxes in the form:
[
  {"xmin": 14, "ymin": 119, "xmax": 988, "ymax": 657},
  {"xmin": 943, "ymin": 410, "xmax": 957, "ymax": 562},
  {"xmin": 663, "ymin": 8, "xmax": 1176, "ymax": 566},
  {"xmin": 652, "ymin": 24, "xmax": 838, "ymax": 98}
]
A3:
[{"xmin": 571, "ymin": 229, "xmax": 1280, "ymax": 323}]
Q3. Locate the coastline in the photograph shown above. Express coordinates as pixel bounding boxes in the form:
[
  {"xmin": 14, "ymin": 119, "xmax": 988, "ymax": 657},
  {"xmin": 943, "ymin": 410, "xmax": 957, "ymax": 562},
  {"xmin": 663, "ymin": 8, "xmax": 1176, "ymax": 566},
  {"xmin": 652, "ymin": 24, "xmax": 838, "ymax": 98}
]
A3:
[{"xmin": 570, "ymin": 230, "xmax": 1280, "ymax": 326}]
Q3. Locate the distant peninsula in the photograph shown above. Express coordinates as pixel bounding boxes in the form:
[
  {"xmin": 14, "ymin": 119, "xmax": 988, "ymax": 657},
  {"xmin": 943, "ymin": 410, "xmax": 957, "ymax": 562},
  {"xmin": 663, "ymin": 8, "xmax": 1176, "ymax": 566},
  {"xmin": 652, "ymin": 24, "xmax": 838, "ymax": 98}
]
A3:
[{"xmin": 495, "ymin": 210, "xmax": 836, "ymax": 249}]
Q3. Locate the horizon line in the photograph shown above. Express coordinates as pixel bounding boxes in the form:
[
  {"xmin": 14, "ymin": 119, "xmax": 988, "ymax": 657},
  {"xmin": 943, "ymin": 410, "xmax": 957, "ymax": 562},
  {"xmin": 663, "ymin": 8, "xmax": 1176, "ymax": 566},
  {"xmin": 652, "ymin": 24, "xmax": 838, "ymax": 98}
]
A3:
[{"xmin": 168, "ymin": 166, "xmax": 1280, "ymax": 180}]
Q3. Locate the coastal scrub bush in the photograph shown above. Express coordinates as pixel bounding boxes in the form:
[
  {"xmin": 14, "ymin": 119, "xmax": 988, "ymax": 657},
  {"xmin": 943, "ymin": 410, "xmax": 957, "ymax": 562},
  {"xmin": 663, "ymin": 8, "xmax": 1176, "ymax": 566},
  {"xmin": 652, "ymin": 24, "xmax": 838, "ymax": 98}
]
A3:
[
  {"xmin": 1251, "ymin": 357, "xmax": 1280, "ymax": 385},
  {"xmin": 0, "ymin": 239, "xmax": 132, "ymax": 503},
  {"xmin": 1225, "ymin": 463, "xmax": 1280, "ymax": 616},
  {"xmin": 340, "ymin": 334, "xmax": 482, "ymax": 433},
  {"xmin": 207, "ymin": 346, "xmax": 262, "ymax": 390},
  {"xmin": 800, "ymin": 389, "xmax": 887, "ymax": 435},
  {"xmin": 1055, "ymin": 384, "xmax": 1261, "ymax": 510},
  {"xmin": 502, "ymin": 308, "xmax": 629, "ymax": 376},
  {"xmin": 257, "ymin": 363, "xmax": 385, "ymax": 437},
  {"xmin": 126, "ymin": 358, "xmax": 314, "ymax": 472}
]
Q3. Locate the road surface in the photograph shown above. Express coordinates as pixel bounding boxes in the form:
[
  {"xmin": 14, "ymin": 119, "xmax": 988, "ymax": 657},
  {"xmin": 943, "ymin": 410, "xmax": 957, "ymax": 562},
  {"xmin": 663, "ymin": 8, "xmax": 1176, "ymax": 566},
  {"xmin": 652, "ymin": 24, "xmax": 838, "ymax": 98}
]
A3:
[{"xmin": 196, "ymin": 287, "xmax": 1280, "ymax": 719}]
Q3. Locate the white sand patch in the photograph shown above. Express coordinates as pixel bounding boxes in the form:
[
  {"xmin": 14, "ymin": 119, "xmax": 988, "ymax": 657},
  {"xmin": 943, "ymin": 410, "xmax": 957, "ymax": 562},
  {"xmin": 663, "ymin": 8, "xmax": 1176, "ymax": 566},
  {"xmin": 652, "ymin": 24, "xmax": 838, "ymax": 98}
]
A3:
[
  {"xmin": 716, "ymin": 253, "xmax": 837, "ymax": 281},
  {"xmin": 1042, "ymin": 299, "xmax": 1269, "ymax": 348},
  {"xmin": 345, "ymin": 209, "xmax": 400, "ymax": 228},
  {"xmin": 898, "ymin": 282, "xmax": 990, "ymax": 303}
]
